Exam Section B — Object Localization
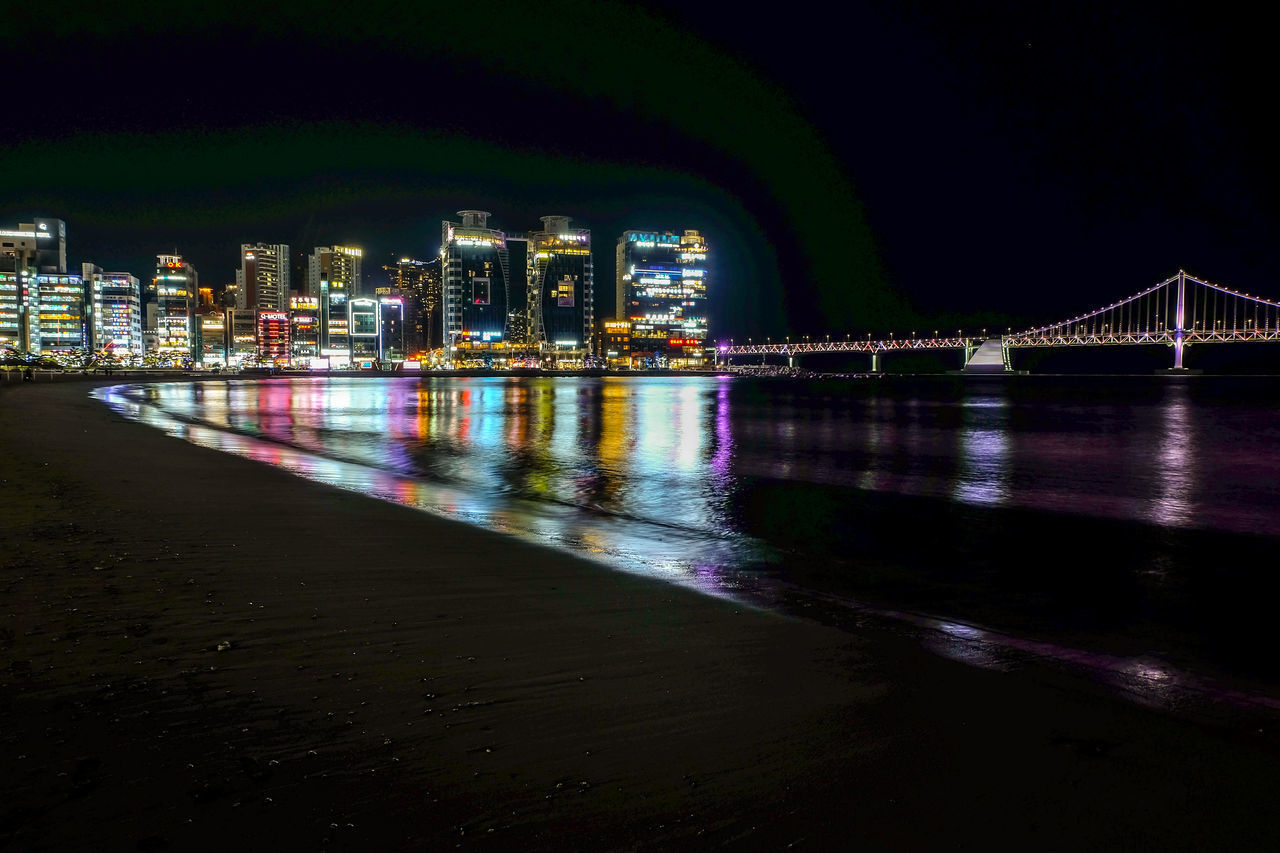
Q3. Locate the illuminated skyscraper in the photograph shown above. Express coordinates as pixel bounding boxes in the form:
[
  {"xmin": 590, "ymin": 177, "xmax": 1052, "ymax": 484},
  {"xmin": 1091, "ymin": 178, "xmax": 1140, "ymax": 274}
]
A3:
[
  {"xmin": 2, "ymin": 218, "xmax": 69, "ymax": 353},
  {"xmin": 155, "ymin": 254, "xmax": 197, "ymax": 362},
  {"xmin": 27, "ymin": 273, "xmax": 87, "ymax": 355},
  {"xmin": 308, "ymin": 245, "xmax": 362, "ymax": 364},
  {"xmin": 616, "ymin": 229, "xmax": 709, "ymax": 367},
  {"xmin": 382, "ymin": 256, "xmax": 442, "ymax": 352},
  {"xmin": 529, "ymin": 215, "xmax": 593, "ymax": 356},
  {"xmin": 236, "ymin": 243, "xmax": 291, "ymax": 312},
  {"xmin": 442, "ymin": 210, "xmax": 510, "ymax": 361},
  {"xmin": 83, "ymin": 263, "xmax": 143, "ymax": 356}
]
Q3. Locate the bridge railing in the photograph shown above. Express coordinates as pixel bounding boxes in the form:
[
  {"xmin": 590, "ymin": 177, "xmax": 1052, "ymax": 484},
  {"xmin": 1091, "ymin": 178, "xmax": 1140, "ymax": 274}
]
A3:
[{"xmin": 722, "ymin": 337, "xmax": 981, "ymax": 356}]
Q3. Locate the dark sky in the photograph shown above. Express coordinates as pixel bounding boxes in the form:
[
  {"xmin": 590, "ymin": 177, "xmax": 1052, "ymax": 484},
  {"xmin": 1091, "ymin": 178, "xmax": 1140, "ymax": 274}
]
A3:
[{"xmin": 3, "ymin": 1, "xmax": 1275, "ymax": 340}]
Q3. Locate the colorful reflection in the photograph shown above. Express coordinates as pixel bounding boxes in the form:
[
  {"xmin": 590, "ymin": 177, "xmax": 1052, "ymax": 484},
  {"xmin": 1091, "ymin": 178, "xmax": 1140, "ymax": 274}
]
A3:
[
  {"xmin": 92, "ymin": 376, "xmax": 1280, "ymax": 718},
  {"xmin": 93, "ymin": 378, "xmax": 765, "ymax": 601}
]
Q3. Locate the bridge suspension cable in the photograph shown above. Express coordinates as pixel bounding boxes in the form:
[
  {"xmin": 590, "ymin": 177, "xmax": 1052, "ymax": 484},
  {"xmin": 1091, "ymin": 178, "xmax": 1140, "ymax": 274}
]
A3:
[
  {"xmin": 1004, "ymin": 271, "xmax": 1280, "ymax": 348},
  {"xmin": 717, "ymin": 270, "xmax": 1280, "ymax": 371}
]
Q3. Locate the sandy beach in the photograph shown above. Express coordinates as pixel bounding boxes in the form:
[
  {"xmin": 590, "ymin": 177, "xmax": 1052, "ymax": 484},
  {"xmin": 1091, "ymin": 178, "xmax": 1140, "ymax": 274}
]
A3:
[{"xmin": 2, "ymin": 377, "xmax": 1279, "ymax": 850}]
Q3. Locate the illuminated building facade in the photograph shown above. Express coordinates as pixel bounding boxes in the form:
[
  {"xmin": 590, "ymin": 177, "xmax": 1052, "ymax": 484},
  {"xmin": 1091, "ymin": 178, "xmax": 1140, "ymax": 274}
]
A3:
[
  {"xmin": 290, "ymin": 296, "xmax": 320, "ymax": 361},
  {"xmin": 529, "ymin": 216, "xmax": 593, "ymax": 357},
  {"xmin": 237, "ymin": 243, "xmax": 291, "ymax": 312},
  {"xmin": 195, "ymin": 312, "xmax": 228, "ymax": 366},
  {"xmin": 0, "ymin": 272, "xmax": 20, "ymax": 351},
  {"xmin": 616, "ymin": 229, "xmax": 709, "ymax": 367},
  {"xmin": 349, "ymin": 298, "xmax": 379, "ymax": 362},
  {"xmin": 596, "ymin": 319, "xmax": 632, "ymax": 369},
  {"xmin": 2, "ymin": 219, "xmax": 70, "ymax": 353},
  {"xmin": 228, "ymin": 309, "xmax": 257, "ymax": 365},
  {"xmin": 379, "ymin": 297, "xmax": 405, "ymax": 361},
  {"xmin": 382, "ymin": 256, "xmax": 442, "ymax": 353},
  {"xmin": 256, "ymin": 310, "xmax": 291, "ymax": 364},
  {"xmin": 442, "ymin": 210, "xmax": 510, "ymax": 362},
  {"xmin": 309, "ymin": 246, "xmax": 362, "ymax": 363},
  {"xmin": 2, "ymin": 219, "xmax": 64, "ymax": 274},
  {"xmin": 28, "ymin": 274, "xmax": 87, "ymax": 354},
  {"xmin": 155, "ymin": 254, "xmax": 197, "ymax": 362},
  {"xmin": 83, "ymin": 264, "xmax": 143, "ymax": 355}
]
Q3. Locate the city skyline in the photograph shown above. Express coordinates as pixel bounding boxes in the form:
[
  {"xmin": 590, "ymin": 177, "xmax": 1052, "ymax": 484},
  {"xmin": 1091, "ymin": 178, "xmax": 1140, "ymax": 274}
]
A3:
[
  {"xmin": 3, "ymin": 213, "xmax": 715, "ymax": 368},
  {"xmin": 4, "ymin": 3, "xmax": 1276, "ymax": 341}
]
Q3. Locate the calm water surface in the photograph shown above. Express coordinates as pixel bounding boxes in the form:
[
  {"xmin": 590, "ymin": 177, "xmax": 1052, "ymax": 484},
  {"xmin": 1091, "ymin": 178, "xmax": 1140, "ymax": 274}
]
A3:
[{"xmin": 96, "ymin": 375, "xmax": 1280, "ymax": 714}]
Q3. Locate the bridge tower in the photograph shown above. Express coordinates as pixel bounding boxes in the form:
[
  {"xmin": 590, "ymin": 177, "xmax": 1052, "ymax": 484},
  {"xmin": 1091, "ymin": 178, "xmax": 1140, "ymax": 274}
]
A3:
[{"xmin": 1173, "ymin": 269, "xmax": 1187, "ymax": 370}]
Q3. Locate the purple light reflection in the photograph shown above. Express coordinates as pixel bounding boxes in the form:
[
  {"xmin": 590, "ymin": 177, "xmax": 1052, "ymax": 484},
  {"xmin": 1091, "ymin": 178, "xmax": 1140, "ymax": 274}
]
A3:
[{"xmin": 92, "ymin": 381, "xmax": 760, "ymax": 604}]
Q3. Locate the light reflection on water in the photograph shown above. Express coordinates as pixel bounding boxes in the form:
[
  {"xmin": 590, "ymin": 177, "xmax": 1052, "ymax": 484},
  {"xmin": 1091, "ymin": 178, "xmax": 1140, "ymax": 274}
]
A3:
[
  {"xmin": 92, "ymin": 376, "xmax": 1280, "ymax": 718},
  {"xmin": 96, "ymin": 378, "xmax": 767, "ymax": 603}
]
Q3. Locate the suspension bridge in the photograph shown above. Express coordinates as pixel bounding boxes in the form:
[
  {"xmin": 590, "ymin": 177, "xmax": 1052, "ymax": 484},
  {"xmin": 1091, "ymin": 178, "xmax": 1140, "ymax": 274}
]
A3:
[{"xmin": 718, "ymin": 271, "xmax": 1280, "ymax": 372}]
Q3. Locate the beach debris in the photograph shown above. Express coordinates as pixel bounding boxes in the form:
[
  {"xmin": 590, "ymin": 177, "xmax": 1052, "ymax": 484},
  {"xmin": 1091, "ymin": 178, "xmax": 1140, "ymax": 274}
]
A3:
[{"xmin": 216, "ymin": 641, "xmax": 232, "ymax": 652}]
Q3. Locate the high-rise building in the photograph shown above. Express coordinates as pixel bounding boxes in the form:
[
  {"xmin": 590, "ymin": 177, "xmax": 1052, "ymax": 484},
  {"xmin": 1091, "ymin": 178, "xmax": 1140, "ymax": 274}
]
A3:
[
  {"xmin": 379, "ymin": 296, "xmax": 405, "ymax": 362},
  {"xmin": 2, "ymin": 218, "xmax": 69, "ymax": 353},
  {"xmin": 442, "ymin": 211, "xmax": 511, "ymax": 362},
  {"xmin": 237, "ymin": 243, "xmax": 291, "ymax": 312},
  {"xmin": 290, "ymin": 296, "xmax": 321, "ymax": 361},
  {"xmin": 256, "ymin": 310, "xmax": 291, "ymax": 364},
  {"xmin": 308, "ymin": 246, "xmax": 362, "ymax": 364},
  {"xmin": 382, "ymin": 256, "xmax": 441, "ymax": 354},
  {"xmin": 529, "ymin": 216, "xmax": 593, "ymax": 357},
  {"xmin": 348, "ymin": 298, "xmax": 379, "ymax": 362},
  {"xmin": 26, "ymin": 273, "xmax": 87, "ymax": 355},
  {"xmin": 1, "ymin": 219, "xmax": 64, "ymax": 274},
  {"xmin": 0, "ymin": 271, "xmax": 21, "ymax": 352},
  {"xmin": 83, "ymin": 263, "xmax": 143, "ymax": 356},
  {"xmin": 155, "ymin": 254, "xmax": 197, "ymax": 363},
  {"xmin": 616, "ymin": 229, "xmax": 709, "ymax": 367}
]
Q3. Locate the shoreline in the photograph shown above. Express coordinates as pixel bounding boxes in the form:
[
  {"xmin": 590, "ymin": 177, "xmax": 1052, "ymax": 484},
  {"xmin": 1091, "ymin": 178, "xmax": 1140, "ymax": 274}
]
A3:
[
  {"xmin": 13, "ymin": 366, "xmax": 1280, "ymax": 385},
  {"xmin": 3, "ymin": 379, "xmax": 1280, "ymax": 849}
]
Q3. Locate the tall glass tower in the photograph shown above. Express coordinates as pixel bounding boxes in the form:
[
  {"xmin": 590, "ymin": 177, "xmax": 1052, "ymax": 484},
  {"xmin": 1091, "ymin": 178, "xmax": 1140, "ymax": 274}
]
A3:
[
  {"xmin": 442, "ymin": 210, "xmax": 510, "ymax": 363},
  {"xmin": 529, "ymin": 215, "xmax": 593, "ymax": 358},
  {"xmin": 155, "ymin": 254, "xmax": 197, "ymax": 363}
]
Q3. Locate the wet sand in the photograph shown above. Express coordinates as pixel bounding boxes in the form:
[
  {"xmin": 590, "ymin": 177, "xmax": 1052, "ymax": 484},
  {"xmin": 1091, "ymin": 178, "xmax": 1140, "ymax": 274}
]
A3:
[{"xmin": 2, "ymin": 378, "xmax": 1278, "ymax": 850}]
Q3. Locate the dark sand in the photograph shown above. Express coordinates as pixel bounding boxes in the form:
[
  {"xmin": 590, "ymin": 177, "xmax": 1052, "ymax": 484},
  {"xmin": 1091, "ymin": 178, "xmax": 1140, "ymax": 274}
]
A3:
[{"xmin": 2, "ymin": 377, "xmax": 1278, "ymax": 850}]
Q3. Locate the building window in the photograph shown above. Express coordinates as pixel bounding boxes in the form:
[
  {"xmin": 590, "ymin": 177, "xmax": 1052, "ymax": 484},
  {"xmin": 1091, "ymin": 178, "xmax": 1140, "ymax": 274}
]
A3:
[{"xmin": 472, "ymin": 277, "xmax": 490, "ymax": 305}]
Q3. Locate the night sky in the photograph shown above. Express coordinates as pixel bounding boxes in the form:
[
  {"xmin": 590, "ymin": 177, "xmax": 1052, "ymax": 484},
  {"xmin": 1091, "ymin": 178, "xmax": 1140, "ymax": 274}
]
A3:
[{"xmin": 3, "ymin": 1, "xmax": 1274, "ymax": 341}]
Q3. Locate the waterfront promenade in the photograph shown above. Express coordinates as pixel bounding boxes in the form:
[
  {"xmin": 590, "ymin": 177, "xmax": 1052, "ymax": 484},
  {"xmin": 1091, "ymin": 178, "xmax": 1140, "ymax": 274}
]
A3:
[{"xmin": 2, "ymin": 378, "xmax": 1279, "ymax": 849}]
